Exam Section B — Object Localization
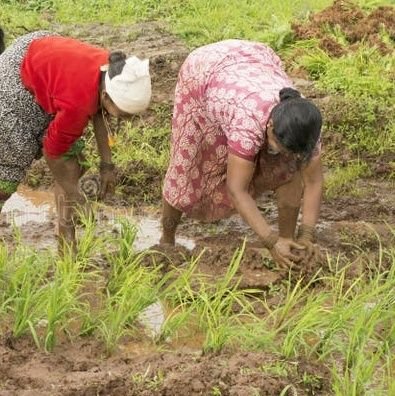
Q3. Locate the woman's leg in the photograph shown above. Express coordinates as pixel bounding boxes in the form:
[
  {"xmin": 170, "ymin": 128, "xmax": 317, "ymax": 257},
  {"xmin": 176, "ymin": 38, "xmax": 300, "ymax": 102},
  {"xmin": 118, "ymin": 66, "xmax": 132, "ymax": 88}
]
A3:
[
  {"xmin": 54, "ymin": 181, "xmax": 77, "ymax": 254},
  {"xmin": 160, "ymin": 198, "xmax": 182, "ymax": 245},
  {"xmin": 275, "ymin": 171, "xmax": 303, "ymax": 239},
  {"xmin": 53, "ymin": 155, "xmax": 87, "ymax": 255}
]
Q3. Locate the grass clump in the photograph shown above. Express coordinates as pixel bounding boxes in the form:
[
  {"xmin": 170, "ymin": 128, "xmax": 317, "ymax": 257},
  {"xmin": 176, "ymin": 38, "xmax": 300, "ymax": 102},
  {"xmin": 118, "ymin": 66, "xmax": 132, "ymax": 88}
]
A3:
[{"xmin": 325, "ymin": 160, "xmax": 371, "ymax": 199}]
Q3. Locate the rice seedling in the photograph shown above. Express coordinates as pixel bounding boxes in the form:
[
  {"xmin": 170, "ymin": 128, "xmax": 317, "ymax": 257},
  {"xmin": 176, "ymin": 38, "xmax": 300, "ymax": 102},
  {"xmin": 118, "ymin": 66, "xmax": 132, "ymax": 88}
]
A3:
[
  {"xmin": 93, "ymin": 219, "xmax": 169, "ymax": 353},
  {"xmin": 8, "ymin": 253, "xmax": 49, "ymax": 340},
  {"xmin": 155, "ymin": 256, "xmax": 200, "ymax": 343},
  {"xmin": 41, "ymin": 253, "xmax": 92, "ymax": 351},
  {"xmin": 0, "ymin": 240, "xmax": 50, "ymax": 341},
  {"xmin": 98, "ymin": 275, "xmax": 162, "ymax": 352},
  {"xmin": 160, "ymin": 241, "xmax": 262, "ymax": 353}
]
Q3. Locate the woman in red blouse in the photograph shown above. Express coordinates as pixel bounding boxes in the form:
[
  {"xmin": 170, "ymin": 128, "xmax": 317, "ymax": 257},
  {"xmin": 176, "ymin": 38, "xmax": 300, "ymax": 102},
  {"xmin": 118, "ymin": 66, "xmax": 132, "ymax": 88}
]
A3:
[{"xmin": 0, "ymin": 28, "xmax": 151, "ymax": 250}]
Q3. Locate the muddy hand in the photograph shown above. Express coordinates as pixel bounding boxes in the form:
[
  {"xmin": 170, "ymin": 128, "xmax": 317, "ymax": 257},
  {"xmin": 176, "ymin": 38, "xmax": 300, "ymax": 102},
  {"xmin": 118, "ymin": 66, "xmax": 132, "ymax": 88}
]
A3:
[
  {"xmin": 298, "ymin": 240, "xmax": 323, "ymax": 265},
  {"xmin": 99, "ymin": 162, "xmax": 116, "ymax": 199},
  {"xmin": 297, "ymin": 224, "xmax": 318, "ymax": 264},
  {"xmin": 270, "ymin": 237, "xmax": 305, "ymax": 269}
]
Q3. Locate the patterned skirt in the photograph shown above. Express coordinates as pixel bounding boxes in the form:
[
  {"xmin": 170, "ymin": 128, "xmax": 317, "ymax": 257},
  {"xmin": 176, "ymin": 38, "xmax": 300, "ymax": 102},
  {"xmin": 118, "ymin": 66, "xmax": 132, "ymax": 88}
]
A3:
[{"xmin": 0, "ymin": 31, "xmax": 54, "ymax": 194}]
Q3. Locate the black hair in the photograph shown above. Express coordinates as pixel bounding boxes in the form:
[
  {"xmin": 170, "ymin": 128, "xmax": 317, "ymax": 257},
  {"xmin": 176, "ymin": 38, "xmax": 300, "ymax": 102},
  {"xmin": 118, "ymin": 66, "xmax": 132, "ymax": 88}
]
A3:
[
  {"xmin": 271, "ymin": 87, "xmax": 322, "ymax": 161},
  {"xmin": 107, "ymin": 51, "xmax": 126, "ymax": 79},
  {"xmin": 0, "ymin": 28, "xmax": 5, "ymax": 55}
]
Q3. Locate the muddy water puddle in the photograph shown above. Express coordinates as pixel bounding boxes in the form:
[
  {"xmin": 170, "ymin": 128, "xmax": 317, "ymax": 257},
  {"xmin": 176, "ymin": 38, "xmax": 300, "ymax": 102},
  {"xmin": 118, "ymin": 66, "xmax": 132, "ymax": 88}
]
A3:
[
  {"xmin": 2, "ymin": 185, "xmax": 56, "ymax": 226},
  {"xmin": 0, "ymin": 185, "xmax": 195, "ymax": 250}
]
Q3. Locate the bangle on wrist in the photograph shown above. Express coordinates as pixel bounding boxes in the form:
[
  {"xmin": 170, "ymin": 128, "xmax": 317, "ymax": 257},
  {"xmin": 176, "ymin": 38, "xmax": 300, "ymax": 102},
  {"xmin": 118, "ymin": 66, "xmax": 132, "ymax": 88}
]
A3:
[
  {"xmin": 99, "ymin": 161, "xmax": 115, "ymax": 172},
  {"xmin": 298, "ymin": 224, "xmax": 315, "ymax": 242},
  {"xmin": 262, "ymin": 230, "xmax": 279, "ymax": 250}
]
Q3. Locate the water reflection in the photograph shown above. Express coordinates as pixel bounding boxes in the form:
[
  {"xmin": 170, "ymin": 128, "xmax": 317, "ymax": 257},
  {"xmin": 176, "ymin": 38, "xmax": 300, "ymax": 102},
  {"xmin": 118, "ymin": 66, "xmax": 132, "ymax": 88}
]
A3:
[{"xmin": 1, "ymin": 186, "xmax": 196, "ymax": 250}]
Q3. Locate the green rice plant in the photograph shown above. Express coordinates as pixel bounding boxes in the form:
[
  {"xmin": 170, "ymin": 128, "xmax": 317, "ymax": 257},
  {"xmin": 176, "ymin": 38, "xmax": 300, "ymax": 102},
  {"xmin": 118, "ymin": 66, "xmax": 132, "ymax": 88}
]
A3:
[
  {"xmin": 155, "ymin": 252, "xmax": 202, "ymax": 342},
  {"xmin": 0, "ymin": 247, "xmax": 50, "ymax": 340},
  {"xmin": 332, "ymin": 318, "xmax": 391, "ymax": 395},
  {"xmin": 324, "ymin": 248, "xmax": 395, "ymax": 394},
  {"xmin": 187, "ymin": 242, "xmax": 259, "ymax": 353},
  {"xmin": 97, "ymin": 259, "xmax": 161, "ymax": 353},
  {"xmin": 10, "ymin": 256, "xmax": 49, "ymax": 340},
  {"xmin": 103, "ymin": 218, "xmax": 140, "ymax": 295},
  {"xmin": 96, "ymin": 222, "xmax": 169, "ymax": 352},
  {"xmin": 75, "ymin": 206, "xmax": 104, "ymax": 262},
  {"xmin": 266, "ymin": 270, "xmax": 323, "ymax": 331},
  {"xmin": 325, "ymin": 160, "xmax": 371, "ymax": 199},
  {"xmin": 35, "ymin": 209, "xmax": 105, "ymax": 350},
  {"xmin": 231, "ymin": 320, "xmax": 277, "ymax": 352},
  {"xmin": 159, "ymin": 242, "xmax": 261, "ymax": 353},
  {"xmin": 280, "ymin": 293, "xmax": 329, "ymax": 358},
  {"xmin": 41, "ymin": 252, "xmax": 93, "ymax": 351},
  {"xmin": 154, "ymin": 303, "xmax": 193, "ymax": 343},
  {"xmin": 0, "ymin": 243, "xmax": 11, "ymax": 312},
  {"xmin": 384, "ymin": 345, "xmax": 395, "ymax": 395}
]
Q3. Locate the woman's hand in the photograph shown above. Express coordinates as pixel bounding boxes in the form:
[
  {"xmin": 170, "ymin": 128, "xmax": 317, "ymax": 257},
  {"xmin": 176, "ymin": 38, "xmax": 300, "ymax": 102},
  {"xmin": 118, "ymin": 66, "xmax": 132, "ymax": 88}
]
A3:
[
  {"xmin": 93, "ymin": 114, "xmax": 116, "ymax": 200},
  {"xmin": 269, "ymin": 237, "xmax": 305, "ymax": 269},
  {"xmin": 296, "ymin": 224, "xmax": 321, "ymax": 264},
  {"xmin": 99, "ymin": 161, "xmax": 116, "ymax": 199}
]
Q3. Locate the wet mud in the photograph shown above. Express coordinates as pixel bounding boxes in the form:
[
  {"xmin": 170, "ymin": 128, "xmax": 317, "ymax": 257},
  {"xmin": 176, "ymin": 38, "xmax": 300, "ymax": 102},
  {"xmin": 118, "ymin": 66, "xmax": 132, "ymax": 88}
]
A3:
[
  {"xmin": 0, "ymin": 335, "xmax": 331, "ymax": 396},
  {"xmin": 292, "ymin": 1, "xmax": 395, "ymax": 56},
  {"xmin": 2, "ymin": 15, "xmax": 394, "ymax": 395}
]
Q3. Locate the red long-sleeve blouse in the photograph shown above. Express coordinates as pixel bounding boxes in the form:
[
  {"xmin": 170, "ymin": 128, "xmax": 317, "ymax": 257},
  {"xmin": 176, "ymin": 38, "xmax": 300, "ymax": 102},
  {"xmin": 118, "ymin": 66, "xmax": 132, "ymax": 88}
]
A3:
[{"xmin": 21, "ymin": 35, "xmax": 109, "ymax": 158}]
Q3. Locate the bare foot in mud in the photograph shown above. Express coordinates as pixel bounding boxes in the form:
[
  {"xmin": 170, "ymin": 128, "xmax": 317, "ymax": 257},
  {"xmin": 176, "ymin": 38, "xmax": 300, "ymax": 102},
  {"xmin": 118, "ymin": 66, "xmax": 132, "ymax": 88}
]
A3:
[{"xmin": 159, "ymin": 237, "xmax": 175, "ymax": 247}]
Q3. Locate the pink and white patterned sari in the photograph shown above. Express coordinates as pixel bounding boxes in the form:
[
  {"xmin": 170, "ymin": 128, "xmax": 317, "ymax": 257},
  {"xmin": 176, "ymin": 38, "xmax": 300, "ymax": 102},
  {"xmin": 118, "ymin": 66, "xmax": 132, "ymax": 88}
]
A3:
[{"xmin": 163, "ymin": 40, "xmax": 305, "ymax": 221}]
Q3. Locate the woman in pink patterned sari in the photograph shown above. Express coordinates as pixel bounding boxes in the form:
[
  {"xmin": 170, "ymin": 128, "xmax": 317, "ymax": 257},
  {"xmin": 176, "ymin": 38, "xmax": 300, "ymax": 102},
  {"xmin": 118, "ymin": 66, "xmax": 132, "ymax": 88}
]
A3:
[{"xmin": 161, "ymin": 40, "xmax": 323, "ymax": 268}]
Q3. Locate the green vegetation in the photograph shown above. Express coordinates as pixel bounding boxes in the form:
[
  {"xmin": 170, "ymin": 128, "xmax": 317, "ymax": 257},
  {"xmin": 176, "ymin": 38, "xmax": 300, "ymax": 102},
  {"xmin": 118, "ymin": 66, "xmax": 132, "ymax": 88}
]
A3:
[
  {"xmin": 1, "ymin": 221, "xmax": 394, "ymax": 394},
  {"xmin": 1, "ymin": 0, "xmax": 394, "ymax": 201},
  {"xmin": 0, "ymin": 0, "xmax": 394, "ymax": 393},
  {"xmin": 298, "ymin": 46, "xmax": 395, "ymax": 161},
  {"xmin": 325, "ymin": 160, "xmax": 371, "ymax": 199}
]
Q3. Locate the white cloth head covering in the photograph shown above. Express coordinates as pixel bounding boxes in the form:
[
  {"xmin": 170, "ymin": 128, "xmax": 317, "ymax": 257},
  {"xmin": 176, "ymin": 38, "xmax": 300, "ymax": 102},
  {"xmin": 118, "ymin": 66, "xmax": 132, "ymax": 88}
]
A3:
[{"xmin": 104, "ymin": 56, "xmax": 151, "ymax": 114}]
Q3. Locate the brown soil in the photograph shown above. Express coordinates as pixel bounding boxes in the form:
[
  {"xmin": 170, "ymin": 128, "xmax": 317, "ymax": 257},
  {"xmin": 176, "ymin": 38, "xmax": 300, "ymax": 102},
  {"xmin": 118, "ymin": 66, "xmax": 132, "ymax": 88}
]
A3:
[
  {"xmin": 0, "ymin": 335, "xmax": 331, "ymax": 396},
  {"xmin": 3, "ymin": 17, "xmax": 394, "ymax": 395},
  {"xmin": 292, "ymin": 1, "xmax": 395, "ymax": 56},
  {"xmin": 139, "ymin": 178, "xmax": 394, "ymax": 293}
]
